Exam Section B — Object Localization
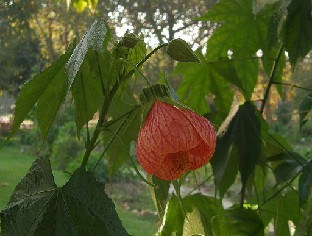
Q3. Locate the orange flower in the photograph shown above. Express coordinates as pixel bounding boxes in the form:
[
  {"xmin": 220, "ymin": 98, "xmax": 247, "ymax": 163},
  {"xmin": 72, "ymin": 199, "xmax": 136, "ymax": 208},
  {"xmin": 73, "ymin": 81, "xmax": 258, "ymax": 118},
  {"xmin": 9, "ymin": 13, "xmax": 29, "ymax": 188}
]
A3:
[{"xmin": 136, "ymin": 100, "xmax": 216, "ymax": 180}]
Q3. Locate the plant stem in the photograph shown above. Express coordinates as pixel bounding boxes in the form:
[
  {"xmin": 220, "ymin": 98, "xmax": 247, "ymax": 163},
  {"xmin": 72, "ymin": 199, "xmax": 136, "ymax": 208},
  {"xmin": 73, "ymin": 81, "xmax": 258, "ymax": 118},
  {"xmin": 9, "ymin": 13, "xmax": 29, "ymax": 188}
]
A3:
[
  {"xmin": 80, "ymin": 43, "xmax": 168, "ymax": 168},
  {"xmin": 260, "ymin": 45, "xmax": 284, "ymax": 114},
  {"xmin": 272, "ymin": 82, "xmax": 312, "ymax": 92}
]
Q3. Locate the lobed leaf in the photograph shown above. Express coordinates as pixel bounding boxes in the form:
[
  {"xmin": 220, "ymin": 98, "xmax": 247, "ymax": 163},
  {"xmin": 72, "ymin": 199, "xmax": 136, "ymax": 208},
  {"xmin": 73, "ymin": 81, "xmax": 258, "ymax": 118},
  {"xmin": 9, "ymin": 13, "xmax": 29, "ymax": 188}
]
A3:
[{"xmin": 0, "ymin": 157, "xmax": 128, "ymax": 235}]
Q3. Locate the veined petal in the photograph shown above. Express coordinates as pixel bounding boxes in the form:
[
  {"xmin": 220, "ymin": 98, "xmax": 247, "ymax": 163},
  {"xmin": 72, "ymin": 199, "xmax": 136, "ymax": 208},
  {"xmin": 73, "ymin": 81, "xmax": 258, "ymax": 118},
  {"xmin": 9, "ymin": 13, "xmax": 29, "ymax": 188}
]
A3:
[{"xmin": 138, "ymin": 101, "xmax": 201, "ymax": 154}]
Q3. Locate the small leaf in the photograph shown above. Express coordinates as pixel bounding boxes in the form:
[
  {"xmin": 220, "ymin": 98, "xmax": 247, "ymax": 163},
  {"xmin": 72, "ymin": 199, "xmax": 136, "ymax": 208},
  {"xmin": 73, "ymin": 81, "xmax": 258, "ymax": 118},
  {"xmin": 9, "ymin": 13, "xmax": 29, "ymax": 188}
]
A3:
[
  {"xmin": 66, "ymin": 18, "xmax": 107, "ymax": 90},
  {"xmin": 299, "ymin": 93, "xmax": 312, "ymax": 129},
  {"xmin": 299, "ymin": 161, "xmax": 312, "ymax": 206},
  {"xmin": 167, "ymin": 39, "xmax": 200, "ymax": 63},
  {"xmin": 267, "ymin": 151, "xmax": 306, "ymax": 184},
  {"xmin": 0, "ymin": 157, "xmax": 128, "ymax": 235},
  {"xmin": 284, "ymin": 0, "xmax": 312, "ymax": 65},
  {"xmin": 148, "ymin": 175, "xmax": 170, "ymax": 220}
]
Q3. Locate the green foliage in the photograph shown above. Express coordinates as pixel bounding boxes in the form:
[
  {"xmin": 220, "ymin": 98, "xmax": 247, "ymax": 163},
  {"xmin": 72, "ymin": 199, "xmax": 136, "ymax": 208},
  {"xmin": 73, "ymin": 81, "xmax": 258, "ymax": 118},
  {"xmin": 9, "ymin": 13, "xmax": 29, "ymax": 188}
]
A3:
[
  {"xmin": 0, "ymin": 156, "xmax": 128, "ymax": 235},
  {"xmin": 158, "ymin": 194, "xmax": 224, "ymax": 236},
  {"xmin": 3, "ymin": 0, "xmax": 312, "ymax": 234},
  {"xmin": 299, "ymin": 94, "xmax": 312, "ymax": 129},
  {"xmin": 10, "ymin": 45, "xmax": 73, "ymax": 139},
  {"xmin": 148, "ymin": 175, "xmax": 171, "ymax": 220},
  {"xmin": 211, "ymin": 102, "xmax": 262, "ymax": 198},
  {"xmin": 212, "ymin": 208, "xmax": 264, "ymax": 236},
  {"xmin": 284, "ymin": 0, "xmax": 312, "ymax": 66},
  {"xmin": 51, "ymin": 122, "xmax": 84, "ymax": 170}
]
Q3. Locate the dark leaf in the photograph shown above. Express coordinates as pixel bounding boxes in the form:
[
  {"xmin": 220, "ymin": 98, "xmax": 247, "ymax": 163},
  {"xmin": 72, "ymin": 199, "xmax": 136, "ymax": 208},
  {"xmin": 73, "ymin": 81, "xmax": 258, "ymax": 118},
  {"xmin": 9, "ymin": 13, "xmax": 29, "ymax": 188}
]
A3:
[
  {"xmin": 299, "ymin": 93, "xmax": 312, "ymax": 129},
  {"xmin": 0, "ymin": 157, "xmax": 128, "ymax": 236},
  {"xmin": 267, "ymin": 151, "xmax": 306, "ymax": 184},
  {"xmin": 284, "ymin": 0, "xmax": 312, "ymax": 65},
  {"xmin": 211, "ymin": 122, "xmax": 239, "ymax": 199},
  {"xmin": 299, "ymin": 161, "xmax": 312, "ymax": 206},
  {"xmin": 232, "ymin": 102, "xmax": 262, "ymax": 188}
]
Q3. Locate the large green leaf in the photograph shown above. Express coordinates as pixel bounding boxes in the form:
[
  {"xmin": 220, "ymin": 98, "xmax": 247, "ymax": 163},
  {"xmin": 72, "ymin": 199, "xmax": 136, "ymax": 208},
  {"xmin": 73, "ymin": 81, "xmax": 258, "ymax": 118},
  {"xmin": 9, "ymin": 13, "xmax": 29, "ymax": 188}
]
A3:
[
  {"xmin": 175, "ymin": 60, "xmax": 235, "ymax": 124},
  {"xmin": 158, "ymin": 194, "xmax": 224, "ymax": 236},
  {"xmin": 10, "ymin": 44, "xmax": 74, "ymax": 139},
  {"xmin": 0, "ymin": 157, "xmax": 128, "ymax": 235},
  {"xmin": 261, "ymin": 189, "xmax": 299, "ymax": 236},
  {"xmin": 212, "ymin": 208, "xmax": 264, "ymax": 236},
  {"xmin": 66, "ymin": 18, "xmax": 107, "ymax": 90},
  {"xmin": 284, "ymin": 0, "xmax": 312, "ymax": 65},
  {"xmin": 71, "ymin": 52, "xmax": 104, "ymax": 136},
  {"xmin": 148, "ymin": 175, "xmax": 171, "ymax": 220},
  {"xmin": 200, "ymin": 0, "xmax": 279, "ymax": 98}
]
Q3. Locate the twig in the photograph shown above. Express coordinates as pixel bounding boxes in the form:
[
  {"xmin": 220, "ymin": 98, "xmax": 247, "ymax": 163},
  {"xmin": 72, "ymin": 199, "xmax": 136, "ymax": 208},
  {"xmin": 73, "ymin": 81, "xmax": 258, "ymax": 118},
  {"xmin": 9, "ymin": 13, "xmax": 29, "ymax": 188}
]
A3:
[
  {"xmin": 272, "ymin": 82, "xmax": 312, "ymax": 92},
  {"xmin": 260, "ymin": 45, "xmax": 284, "ymax": 114}
]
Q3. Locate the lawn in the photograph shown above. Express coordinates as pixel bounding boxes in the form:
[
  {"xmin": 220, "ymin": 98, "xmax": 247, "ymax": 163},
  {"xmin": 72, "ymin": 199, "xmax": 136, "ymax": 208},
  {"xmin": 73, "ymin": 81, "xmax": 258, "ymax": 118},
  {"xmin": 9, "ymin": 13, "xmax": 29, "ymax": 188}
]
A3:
[{"xmin": 0, "ymin": 146, "xmax": 158, "ymax": 235}]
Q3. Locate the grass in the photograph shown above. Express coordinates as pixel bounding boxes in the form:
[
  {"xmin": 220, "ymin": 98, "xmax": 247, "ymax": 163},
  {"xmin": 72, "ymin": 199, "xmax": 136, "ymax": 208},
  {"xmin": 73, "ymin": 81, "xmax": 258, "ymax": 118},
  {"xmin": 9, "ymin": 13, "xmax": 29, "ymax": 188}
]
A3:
[{"xmin": 0, "ymin": 146, "xmax": 158, "ymax": 235}]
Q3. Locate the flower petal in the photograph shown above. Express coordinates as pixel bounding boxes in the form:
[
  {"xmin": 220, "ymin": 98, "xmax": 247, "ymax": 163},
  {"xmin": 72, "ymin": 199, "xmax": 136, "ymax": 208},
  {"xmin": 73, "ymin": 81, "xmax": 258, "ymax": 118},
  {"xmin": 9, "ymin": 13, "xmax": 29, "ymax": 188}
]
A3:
[{"xmin": 138, "ymin": 101, "xmax": 201, "ymax": 154}]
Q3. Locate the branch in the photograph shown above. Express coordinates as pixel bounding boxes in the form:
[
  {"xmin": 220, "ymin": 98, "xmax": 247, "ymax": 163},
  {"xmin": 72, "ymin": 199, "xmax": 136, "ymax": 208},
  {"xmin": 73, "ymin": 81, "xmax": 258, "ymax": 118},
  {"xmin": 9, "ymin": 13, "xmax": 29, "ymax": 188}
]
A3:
[
  {"xmin": 272, "ymin": 82, "xmax": 312, "ymax": 92},
  {"xmin": 260, "ymin": 45, "xmax": 284, "ymax": 114}
]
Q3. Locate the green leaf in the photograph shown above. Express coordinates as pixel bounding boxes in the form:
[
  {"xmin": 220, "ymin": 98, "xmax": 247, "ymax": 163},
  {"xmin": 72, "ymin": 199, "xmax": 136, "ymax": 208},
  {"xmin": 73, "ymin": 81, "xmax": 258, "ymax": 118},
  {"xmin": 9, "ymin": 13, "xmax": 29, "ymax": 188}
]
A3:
[
  {"xmin": 0, "ymin": 157, "xmax": 128, "ymax": 235},
  {"xmin": 71, "ymin": 52, "xmax": 104, "ymax": 136},
  {"xmin": 10, "ymin": 44, "xmax": 74, "ymax": 139},
  {"xmin": 148, "ymin": 175, "xmax": 170, "ymax": 220},
  {"xmin": 232, "ymin": 102, "xmax": 262, "ymax": 188},
  {"xmin": 299, "ymin": 94, "xmax": 312, "ymax": 129},
  {"xmin": 267, "ymin": 151, "xmax": 306, "ymax": 184},
  {"xmin": 200, "ymin": 0, "xmax": 280, "ymax": 99},
  {"xmin": 158, "ymin": 193, "xmax": 224, "ymax": 236},
  {"xmin": 211, "ymin": 124, "xmax": 239, "ymax": 199},
  {"xmin": 66, "ymin": 18, "xmax": 107, "ymax": 90},
  {"xmin": 261, "ymin": 189, "xmax": 299, "ymax": 236},
  {"xmin": 212, "ymin": 208, "xmax": 264, "ymax": 236},
  {"xmin": 175, "ymin": 59, "xmax": 234, "ymax": 124},
  {"xmin": 284, "ymin": 0, "xmax": 312, "ymax": 65},
  {"xmin": 105, "ymin": 86, "xmax": 141, "ymax": 178},
  {"xmin": 295, "ymin": 193, "xmax": 312, "ymax": 236},
  {"xmin": 299, "ymin": 161, "xmax": 312, "ymax": 206}
]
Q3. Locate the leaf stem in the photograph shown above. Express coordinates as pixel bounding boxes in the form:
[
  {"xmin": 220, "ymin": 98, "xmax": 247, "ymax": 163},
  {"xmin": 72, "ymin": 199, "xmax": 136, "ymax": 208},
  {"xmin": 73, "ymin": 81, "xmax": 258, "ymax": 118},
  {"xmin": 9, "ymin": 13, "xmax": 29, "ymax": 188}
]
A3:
[
  {"xmin": 272, "ymin": 82, "xmax": 312, "ymax": 92},
  {"xmin": 260, "ymin": 45, "xmax": 284, "ymax": 114}
]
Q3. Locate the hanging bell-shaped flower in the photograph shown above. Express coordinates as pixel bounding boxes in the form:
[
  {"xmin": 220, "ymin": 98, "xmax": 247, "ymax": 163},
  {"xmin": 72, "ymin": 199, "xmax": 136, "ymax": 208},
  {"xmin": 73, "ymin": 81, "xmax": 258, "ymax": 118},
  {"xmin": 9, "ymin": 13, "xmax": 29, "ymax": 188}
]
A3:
[{"xmin": 136, "ymin": 84, "xmax": 216, "ymax": 180}]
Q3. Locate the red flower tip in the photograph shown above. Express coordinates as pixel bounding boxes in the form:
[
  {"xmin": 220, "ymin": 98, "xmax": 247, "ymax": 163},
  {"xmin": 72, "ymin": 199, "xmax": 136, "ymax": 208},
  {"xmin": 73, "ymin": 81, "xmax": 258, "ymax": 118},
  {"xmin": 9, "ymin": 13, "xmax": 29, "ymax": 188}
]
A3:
[{"xmin": 136, "ymin": 100, "xmax": 216, "ymax": 181}]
